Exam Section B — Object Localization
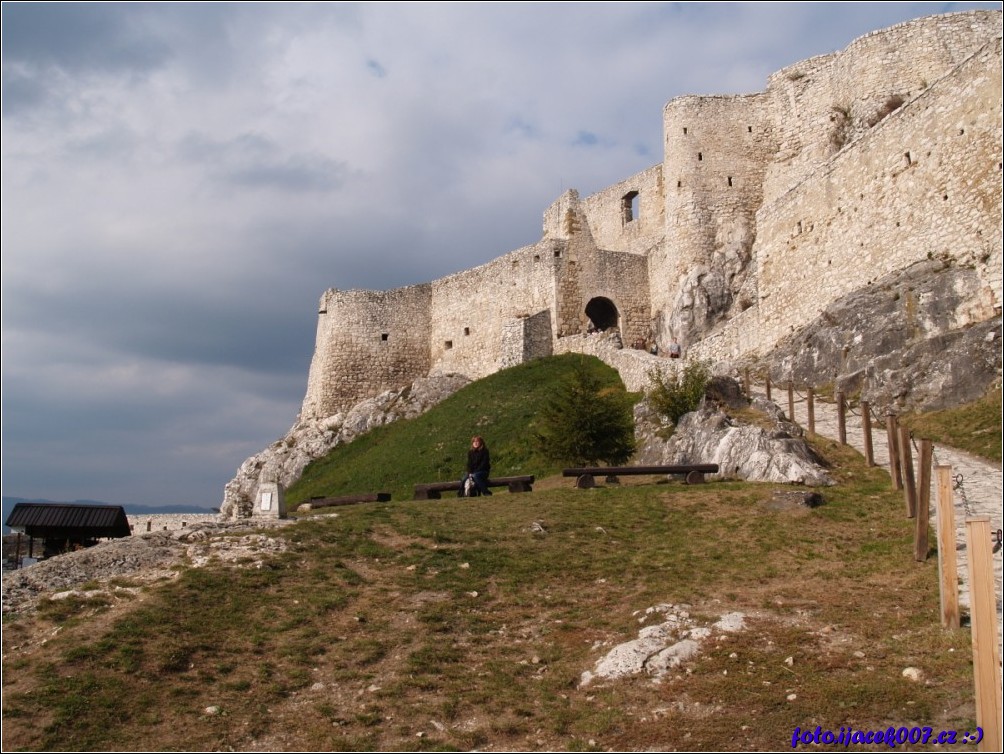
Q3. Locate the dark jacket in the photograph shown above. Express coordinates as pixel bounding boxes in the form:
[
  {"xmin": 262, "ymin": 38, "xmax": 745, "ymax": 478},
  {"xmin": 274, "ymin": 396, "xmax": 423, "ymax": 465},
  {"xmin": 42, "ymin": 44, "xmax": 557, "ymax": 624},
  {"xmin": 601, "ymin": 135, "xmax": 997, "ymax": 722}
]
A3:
[{"xmin": 467, "ymin": 445, "xmax": 491, "ymax": 476}]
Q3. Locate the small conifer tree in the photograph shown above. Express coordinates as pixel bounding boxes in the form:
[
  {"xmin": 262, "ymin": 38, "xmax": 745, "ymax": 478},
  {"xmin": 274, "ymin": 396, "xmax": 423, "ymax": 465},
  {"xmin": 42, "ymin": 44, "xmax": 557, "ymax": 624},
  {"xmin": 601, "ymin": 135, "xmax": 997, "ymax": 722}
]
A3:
[{"xmin": 534, "ymin": 362, "xmax": 636, "ymax": 466}]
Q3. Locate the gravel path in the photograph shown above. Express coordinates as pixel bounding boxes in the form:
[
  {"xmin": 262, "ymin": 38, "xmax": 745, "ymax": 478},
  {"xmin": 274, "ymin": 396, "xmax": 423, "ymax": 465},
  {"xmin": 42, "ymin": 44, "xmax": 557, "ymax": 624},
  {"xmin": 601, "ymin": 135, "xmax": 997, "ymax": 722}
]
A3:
[{"xmin": 753, "ymin": 384, "xmax": 1002, "ymax": 644}]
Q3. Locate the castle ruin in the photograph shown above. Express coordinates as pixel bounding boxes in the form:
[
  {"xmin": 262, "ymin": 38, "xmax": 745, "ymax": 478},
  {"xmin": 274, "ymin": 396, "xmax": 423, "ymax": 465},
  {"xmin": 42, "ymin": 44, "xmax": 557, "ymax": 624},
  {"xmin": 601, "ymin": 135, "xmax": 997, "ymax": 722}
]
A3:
[{"xmin": 299, "ymin": 11, "xmax": 1002, "ymax": 422}]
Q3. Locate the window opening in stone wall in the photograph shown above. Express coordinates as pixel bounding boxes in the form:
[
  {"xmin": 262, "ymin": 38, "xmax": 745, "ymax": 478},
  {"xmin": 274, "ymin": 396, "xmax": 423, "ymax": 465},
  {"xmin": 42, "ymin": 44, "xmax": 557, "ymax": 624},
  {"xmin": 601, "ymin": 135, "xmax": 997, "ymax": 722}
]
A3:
[
  {"xmin": 748, "ymin": 125, "xmax": 753, "ymax": 133},
  {"xmin": 698, "ymin": 152, "xmax": 703, "ymax": 161},
  {"xmin": 622, "ymin": 190, "xmax": 640, "ymax": 224},
  {"xmin": 904, "ymin": 152, "xmax": 912, "ymax": 166},
  {"xmin": 683, "ymin": 127, "xmax": 688, "ymax": 135},
  {"xmin": 677, "ymin": 180, "xmax": 682, "ymax": 188},
  {"xmin": 463, "ymin": 327, "xmax": 470, "ymax": 336},
  {"xmin": 554, "ymin": 250, "xmax": 562, "ymax": 258},
  {"xmin": 445, "ymin": 340, "xmax": 453, "ymax": 350},
  {"xmin": 727, "ymin": 176, "xmax": 733, "ymax": 187},
  {"xmin": 585, "ymin": 297, "xmax": 619, "ymax": 333},
  {"xmin": 381, "ymin": 333, "xmax": 389, "ymax": 342}
]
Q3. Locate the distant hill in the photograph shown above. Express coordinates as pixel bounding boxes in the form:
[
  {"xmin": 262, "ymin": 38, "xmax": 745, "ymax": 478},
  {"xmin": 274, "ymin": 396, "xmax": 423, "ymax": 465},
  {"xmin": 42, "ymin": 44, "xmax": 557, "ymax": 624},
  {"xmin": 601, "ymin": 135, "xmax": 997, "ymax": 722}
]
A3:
[{"xmin": 3, "ymin": 497, "xmax": 216, "ymax": 534}]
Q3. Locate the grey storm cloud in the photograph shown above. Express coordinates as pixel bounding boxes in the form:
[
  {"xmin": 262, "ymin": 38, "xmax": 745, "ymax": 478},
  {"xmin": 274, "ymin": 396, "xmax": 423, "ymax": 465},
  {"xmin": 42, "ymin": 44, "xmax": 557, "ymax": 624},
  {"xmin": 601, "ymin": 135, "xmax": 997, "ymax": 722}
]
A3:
[
  {"xmin": 1, "ymin": 2, "xmax": 171, "ymax": 73},
  {"xmin": 176, "ymin": 132, "xmax": 349, "ymax": 193}
]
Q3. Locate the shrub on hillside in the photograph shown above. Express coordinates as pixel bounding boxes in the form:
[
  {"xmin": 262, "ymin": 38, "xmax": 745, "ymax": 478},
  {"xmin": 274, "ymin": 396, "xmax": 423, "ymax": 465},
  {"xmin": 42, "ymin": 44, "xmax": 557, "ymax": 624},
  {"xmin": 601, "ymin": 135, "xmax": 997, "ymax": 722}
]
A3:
[{"xmin": 647, "ymin": 360, "xmax": 711, "ymax": 430}]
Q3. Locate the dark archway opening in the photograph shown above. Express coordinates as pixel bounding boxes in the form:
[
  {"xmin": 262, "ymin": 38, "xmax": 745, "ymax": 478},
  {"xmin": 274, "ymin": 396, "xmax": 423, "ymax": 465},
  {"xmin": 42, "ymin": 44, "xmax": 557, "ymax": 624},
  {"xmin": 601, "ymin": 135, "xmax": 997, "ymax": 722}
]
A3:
[{"xmin": 585, "ymin": 297, "xmax": 619, "ymax": 332}]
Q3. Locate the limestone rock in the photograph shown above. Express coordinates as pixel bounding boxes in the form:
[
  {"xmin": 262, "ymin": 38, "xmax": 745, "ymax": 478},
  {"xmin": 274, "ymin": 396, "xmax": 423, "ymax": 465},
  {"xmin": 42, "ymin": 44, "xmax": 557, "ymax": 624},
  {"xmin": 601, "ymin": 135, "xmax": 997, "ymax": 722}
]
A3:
[
  {"xmin": 220, "ymin": 373, "xmax": 469, "ymax": 519},
  {"xmin": 766, "ymin": 260, "xmax": 1001, "ymax": 412}
]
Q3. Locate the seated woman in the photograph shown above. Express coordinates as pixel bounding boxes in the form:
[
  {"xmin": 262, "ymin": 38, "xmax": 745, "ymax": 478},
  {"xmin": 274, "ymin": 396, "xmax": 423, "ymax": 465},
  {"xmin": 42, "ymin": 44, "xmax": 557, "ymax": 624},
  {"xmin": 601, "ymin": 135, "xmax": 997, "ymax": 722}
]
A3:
[{"xmin": 460, "ymin": 435, "xmax": 492, "ymax": 497}]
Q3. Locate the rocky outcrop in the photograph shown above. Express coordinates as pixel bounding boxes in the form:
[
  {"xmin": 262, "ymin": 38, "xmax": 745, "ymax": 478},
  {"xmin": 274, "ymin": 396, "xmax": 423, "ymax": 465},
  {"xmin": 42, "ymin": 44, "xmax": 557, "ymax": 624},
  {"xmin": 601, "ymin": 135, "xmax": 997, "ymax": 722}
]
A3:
[
  {"xmin": 634, "ymin": 377, "xmax": 834, "ymax": 486},
  {"xmin": 1, "ymin": 519, "xmax": 295, "ymax": 615},
  {"xmin": 221, "ymin": 373, "xmax": 469, "ymax": 519},
  {"xmin": 763, "ymin": 260, "xmax": 1001, "ymax": 412}
]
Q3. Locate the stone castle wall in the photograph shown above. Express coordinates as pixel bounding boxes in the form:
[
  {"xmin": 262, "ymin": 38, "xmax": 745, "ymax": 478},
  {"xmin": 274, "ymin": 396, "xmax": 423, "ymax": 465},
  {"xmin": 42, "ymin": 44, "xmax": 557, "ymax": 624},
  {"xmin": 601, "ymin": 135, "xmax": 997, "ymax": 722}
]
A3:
[
  {"xmin": 577, "ymin": 165, "xmax": 665, "ymax": 253},
  {"xmin": 427, "ymin": 239, "xmax": 561, "ymax": 382},
  {"xmin": 301, "ymin": 285, "xmax": 432, "ymax": 418},
  {"xmin": 753, "ymin": 33, "xmax": 1002, "ymax": 359},
  {"xmin": 300, "ymin": 10, "xmax": 1001, "ymax": 419}
]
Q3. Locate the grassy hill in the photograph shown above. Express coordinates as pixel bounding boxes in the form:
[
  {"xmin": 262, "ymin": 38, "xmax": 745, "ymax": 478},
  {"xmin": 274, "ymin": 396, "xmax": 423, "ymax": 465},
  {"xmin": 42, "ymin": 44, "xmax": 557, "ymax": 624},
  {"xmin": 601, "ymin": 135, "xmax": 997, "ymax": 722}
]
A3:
[
  {"xmin": 288, "ymin": 353, "xmax": 634, "ymax": 504},
  {"xmin": 1, "ymin": 356, "xmax": 987, "ymax": 751}
]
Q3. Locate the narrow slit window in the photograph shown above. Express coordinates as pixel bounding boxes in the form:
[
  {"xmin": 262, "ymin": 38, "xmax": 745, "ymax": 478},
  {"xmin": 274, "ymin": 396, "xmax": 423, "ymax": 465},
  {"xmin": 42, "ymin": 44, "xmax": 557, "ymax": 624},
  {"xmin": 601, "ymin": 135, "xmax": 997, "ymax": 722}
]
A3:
[
  {"xmin": 621, "ymin": 190, "xmax": 640, "ymax": 224},
  {"xmin": 463, "ymin": 327, "xmax": 470, "ymax": 336},
  {"xmin": 697, "ymin": 152, "xmax": 703, "ymax": 161}
]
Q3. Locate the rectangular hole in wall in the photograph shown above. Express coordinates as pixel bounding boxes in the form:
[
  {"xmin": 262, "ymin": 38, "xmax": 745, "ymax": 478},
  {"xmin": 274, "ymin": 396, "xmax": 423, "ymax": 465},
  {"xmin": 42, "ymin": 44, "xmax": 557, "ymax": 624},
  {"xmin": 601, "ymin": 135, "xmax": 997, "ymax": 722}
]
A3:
[
  {"xmin": 698, "ymin": 152, "xmax": 703, "ymax": 161},
  {"xmin": 683, "ymin": 127, "xmax": 688, "ymax": 135},
  {"xmin": 444, "ymin": 340, "xmax": 453, "ymax": 350},
  {"xmin": 554, "ymin": 250, "xmax": 561, "ymax": 258},
  {"xmin": 463, "ymin": 327, "xmax": 470, "ymax": 336},
  {"xmin": 727, "ymin": 176, "xmax": 733, "ymax": 187},
  {"xmin": 381, "ymin": 333, "xmax": 389, "ymax": 342}
]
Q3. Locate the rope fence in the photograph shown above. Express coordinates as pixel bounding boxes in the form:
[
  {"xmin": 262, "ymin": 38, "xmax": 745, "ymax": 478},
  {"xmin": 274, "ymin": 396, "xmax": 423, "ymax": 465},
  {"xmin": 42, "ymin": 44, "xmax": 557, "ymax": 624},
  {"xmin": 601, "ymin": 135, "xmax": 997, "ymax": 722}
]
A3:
[{"xmin": 740, "ymin": 368, "xmax": 1001, "ymax": 747}]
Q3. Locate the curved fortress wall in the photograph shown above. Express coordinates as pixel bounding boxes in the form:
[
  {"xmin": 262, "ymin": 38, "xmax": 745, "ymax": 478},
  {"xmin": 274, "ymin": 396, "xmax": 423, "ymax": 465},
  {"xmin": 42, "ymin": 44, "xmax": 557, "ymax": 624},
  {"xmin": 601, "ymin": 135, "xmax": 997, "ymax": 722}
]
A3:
[
  {"xmin": 301, "ymin": 285, "xmax": 432, "ymax": 418},
  {"xmin": 656, "ymin": 92, "xmax": 774, "ymax": 348}
]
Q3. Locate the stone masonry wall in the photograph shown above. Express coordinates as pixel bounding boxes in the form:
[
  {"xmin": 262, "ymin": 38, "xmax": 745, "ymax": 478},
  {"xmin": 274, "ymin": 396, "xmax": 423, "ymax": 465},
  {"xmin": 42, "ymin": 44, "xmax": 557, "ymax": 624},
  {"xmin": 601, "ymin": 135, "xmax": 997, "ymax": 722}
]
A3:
[
  {"xmin": 762, "ymin": 11, "xmax": 1001, "ymax": 203},
  {"xmin": 754, "ymin": 33, "xmax": 1002, "ymax": 358},
  {"xmin": 578, "ymin": 165, "xmax": 665, "ymax": 253},
  {"xmin": 653, "ymin": 92, "xmax": 774, "ymax": 349},
  {"xmin": 427, "ymin": 239, "xmax": 561, "ymax": 382},
  {"xmin": 301, "ymin": 285, "xmax": 432, "ymax": 417}
]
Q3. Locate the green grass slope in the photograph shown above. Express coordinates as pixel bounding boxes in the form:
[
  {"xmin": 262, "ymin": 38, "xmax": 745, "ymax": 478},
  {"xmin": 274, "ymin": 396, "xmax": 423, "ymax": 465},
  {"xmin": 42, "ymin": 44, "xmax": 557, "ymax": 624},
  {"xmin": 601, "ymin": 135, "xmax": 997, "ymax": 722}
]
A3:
[
  {"xmin": 1, "ymin": 359, "xmax": 985, "ymax": 751},
  {"xmin": 1, "ymin": 439, "xmax": 976, "ymax": 752},
  {"xmin": 288, "ymin": 353, "xmax": 633, "ymax": 504}
]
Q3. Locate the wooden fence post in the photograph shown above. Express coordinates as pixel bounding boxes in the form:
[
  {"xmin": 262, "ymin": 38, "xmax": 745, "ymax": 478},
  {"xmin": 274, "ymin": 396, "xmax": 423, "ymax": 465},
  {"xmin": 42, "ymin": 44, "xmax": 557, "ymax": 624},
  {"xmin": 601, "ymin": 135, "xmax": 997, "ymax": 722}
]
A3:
[
  {"xmin": 765, "ymin": 375, "xmax": 772, "ymax": 401},
  {"xmin": 837, "ymin": 391, "xmax": 847, "ymax": 445},
  {"xmin": 887, "ymin": 414, "xmax": 902, "ymax": 490},
  {"xmin": 934, "ymin": 466, "xmax": 959, "ymax": 629},
  {"xmin": 806, "ymin": 388, "xmax": 815, "ymax": 434},
  {"xmin": 787, "ymin": 381, "xmax": 795, "ymax": 423},
  {"xmin": 861, "ymin": 400, "xmax": 874, "ymax": 467},
  {"xmin": 898, "ymin": 425, "xmax": 916, "ymax": 518},
  {"xmin": 965, "ymin": 517, "xmax": 1003, "ymax": 752},
  {"xmin": 914, "ymin": 439, "xmax": 932, "ymax": 561}
]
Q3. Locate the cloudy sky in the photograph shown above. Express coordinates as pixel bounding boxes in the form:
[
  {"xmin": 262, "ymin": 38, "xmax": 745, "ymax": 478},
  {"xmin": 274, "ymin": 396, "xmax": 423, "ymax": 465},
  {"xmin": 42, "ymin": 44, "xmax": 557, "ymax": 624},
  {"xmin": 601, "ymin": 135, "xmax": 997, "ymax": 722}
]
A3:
[{"xmin": 2, "ymin": 2, "xmax": 999, "ymax": 509}]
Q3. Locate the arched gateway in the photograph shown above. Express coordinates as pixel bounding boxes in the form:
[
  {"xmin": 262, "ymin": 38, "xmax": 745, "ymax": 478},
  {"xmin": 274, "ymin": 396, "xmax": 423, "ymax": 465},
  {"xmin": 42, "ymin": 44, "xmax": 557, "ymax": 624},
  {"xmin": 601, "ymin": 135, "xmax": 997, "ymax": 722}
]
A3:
[{"xmin": 585, "ymin": 296, "xmax": 619, "ymax": 332}]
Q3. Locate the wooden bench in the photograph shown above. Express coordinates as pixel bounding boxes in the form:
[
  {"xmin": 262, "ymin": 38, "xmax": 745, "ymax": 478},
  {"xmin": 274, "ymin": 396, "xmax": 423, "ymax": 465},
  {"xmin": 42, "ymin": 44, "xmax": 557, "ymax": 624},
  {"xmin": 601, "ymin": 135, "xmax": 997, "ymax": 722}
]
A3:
[
  {"xmin": 562, "ymin": 465, "xmax": 719, "ymax": 488},
  {"xmin": 413, "ymin": 475, "xmax": 535, "ymax": 500},
  {"xmin": 298, "ymin": 492, "xmax": 391, "ymax": 511}
]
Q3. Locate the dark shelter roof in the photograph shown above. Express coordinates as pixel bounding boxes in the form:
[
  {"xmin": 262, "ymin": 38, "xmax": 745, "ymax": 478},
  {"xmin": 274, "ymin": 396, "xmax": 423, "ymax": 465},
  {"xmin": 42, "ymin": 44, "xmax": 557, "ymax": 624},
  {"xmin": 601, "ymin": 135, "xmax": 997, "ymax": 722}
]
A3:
[{"xmin": 5, "ymin": 503, "xmax": 131, "ymax": 540}]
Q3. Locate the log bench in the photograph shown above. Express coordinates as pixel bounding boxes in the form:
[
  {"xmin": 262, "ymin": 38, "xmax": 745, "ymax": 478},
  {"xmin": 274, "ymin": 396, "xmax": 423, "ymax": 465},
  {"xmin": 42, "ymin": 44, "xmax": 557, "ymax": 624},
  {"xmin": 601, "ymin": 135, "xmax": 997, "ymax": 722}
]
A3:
[
  {"xmin": 413, "ymin": 475, "xmax": 535, "ymax": 500},
  {"xmin": 298, "ymin": 492, "xmax": 391, "ymax": 511},
  {"xmin": 562, "ymin": 464, "xmax": 719, "ymax": 488}
]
